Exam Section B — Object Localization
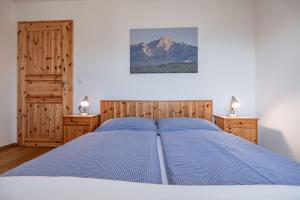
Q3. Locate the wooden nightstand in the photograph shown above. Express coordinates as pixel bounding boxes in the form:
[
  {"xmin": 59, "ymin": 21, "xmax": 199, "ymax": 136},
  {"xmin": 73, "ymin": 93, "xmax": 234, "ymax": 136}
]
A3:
[
  {"xmin": 63, "ymin": 114, "xmax": 100, "ymax": 143},
  {"xmin": 214, "ymin": 115, "xmax": 258, "ymax": 144}
]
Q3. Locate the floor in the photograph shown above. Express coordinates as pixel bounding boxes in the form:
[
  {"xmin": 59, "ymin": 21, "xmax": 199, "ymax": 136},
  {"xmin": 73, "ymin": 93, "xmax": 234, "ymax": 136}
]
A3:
[{"xmin": 0, "ymin": 146, "xmax": 53, "ymax": 174}]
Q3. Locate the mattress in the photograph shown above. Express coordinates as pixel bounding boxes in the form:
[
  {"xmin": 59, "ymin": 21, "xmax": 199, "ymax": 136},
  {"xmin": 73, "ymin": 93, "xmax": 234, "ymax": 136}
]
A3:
[
  {"xmin": 2, "ymin": 130, "xmax": 161, "ymax": 184},
  {"xmin": 1, "ymin": 176, "xmax": 300, "ymax": 200},
  {"xmin": 159, "ymin": 118, "xmax": 300, "ymax": 185}
]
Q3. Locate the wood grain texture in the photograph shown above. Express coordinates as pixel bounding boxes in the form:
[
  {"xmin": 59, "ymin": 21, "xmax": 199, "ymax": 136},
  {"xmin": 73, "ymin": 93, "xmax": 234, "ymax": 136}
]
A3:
[
  {"xmin": 17, "ymin": 22, "xmax": 26, "ymax": 146},
  {"xmin": 100, "ymin": 101, "xmax": 154, "ymax": 124},
  {"xmin": 100, "ymin": 100, "xmax": 213, "ymax": 124},
  {"xmin": 63, "ymin": 115, "xmax": 100, "ymax": 143},
  {"xmin": 17, "ymin": 20, "xmax": 73, "ymax": 147},
  {"xmin": 0, "ymin": 146, "xmax": 53, "ymax": 174},
  {"xmin": 214, "ymin": 115, "xmax": 258, "ymax": 144},
  {"xmin": 154, "ymin": 100, "xmax": 212, "ymax": 121},
  {"xmin": 0, "ymin": 143, "xmax": 18, "ymax": 152},
  {"xmin": 61, "ymin": 21, "xmax": 73, "ymax": 115}
]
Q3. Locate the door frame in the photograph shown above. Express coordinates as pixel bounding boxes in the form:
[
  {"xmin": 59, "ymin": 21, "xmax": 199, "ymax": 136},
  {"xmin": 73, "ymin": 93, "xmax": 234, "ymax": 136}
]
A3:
[{"xmin": 17, "ymin": 20, "xmax": 73, "ymax": 146}]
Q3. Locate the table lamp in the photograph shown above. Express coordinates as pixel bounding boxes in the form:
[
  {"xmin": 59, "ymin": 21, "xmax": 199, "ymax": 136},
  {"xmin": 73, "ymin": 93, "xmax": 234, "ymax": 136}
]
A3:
[
  {"xmin": 229, "ymin": 96, "xmax": 240, "ymax": 117},
  {"xmin": 79, "ymin": 96, "xmax": 90, "ymax": 116}
]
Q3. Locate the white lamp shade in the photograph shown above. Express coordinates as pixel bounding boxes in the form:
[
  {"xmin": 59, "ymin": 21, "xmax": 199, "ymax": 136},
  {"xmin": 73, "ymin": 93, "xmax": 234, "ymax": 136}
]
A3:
[
  {"xmin": 80, "ymin": 101, "xmax": 89, "ymax": 107},
  {"xmin": 230, "ymin": 96, "xmax": 240, "ymax": 109},
  {"xmin": 231, "ymin": 101, "xmax": 240, "ymax": 109},
  {"xmin": 80, "ymin": 96, "xmax": 90, "ymax": 107}
]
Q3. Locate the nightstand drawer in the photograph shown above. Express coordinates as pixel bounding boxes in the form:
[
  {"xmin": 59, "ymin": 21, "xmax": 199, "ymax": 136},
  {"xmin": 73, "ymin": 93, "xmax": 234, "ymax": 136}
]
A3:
[
  {"xmin": 225, "ymin": 127, "xmax": 257, "ymax": 143},
  {"xmin": 64, "ymin": 117, "xmax": 90, "ymax": 125},
  {"xmin": 64, "ymin": 125, "xmax": 90, "ymax": 143},
  {"xmin": 224, "ymin": 119, "xmax": 257, "ymax": 127}
]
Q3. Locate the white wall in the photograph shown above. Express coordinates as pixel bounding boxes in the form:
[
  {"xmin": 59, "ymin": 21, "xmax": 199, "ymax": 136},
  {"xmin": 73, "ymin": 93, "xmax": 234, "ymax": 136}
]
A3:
[
  {"xmin": 14, "ymin": 0, "xmax": 256, "ymax": 117},
  {"xmin": 256, "ymin": 0, "xmax": 300, "ymax": 161},
  {"xmin": 0, "ymin": 0, "xmax": 17, "ymax": 146}
]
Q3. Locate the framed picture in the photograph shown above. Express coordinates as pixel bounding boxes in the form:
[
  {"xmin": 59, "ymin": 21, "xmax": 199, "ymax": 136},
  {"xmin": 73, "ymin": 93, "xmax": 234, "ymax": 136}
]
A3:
[{"xmin": 130, "ymin": 27, "xmax": 198, "ymax": 73}]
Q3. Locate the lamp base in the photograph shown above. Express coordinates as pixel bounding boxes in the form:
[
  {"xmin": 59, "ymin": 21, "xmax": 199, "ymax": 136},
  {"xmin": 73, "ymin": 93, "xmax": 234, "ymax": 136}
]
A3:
[
  {"xmin": 80, "ymin": 112, "xmax": 88, "ymax": 116},
  {"xmin": 228, "ymin": 114, "xmax": 238, "ymax": 117}
]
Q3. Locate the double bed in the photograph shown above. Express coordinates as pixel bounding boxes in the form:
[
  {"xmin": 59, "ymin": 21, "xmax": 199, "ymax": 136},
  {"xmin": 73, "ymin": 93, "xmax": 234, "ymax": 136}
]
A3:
[{"xmin": 1, "ymin": 100, "xmax": 300, "ymax": 199}]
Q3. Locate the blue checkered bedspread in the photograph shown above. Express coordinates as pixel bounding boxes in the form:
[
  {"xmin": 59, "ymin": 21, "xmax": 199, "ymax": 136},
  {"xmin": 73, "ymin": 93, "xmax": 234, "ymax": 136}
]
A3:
[
  {"xmin": 159, "ymin": 119, "xmax": 300, "ymax": 185},
  {"xmin": 3, "ymin": 130, "xmax": 161, "ymax": 184}
]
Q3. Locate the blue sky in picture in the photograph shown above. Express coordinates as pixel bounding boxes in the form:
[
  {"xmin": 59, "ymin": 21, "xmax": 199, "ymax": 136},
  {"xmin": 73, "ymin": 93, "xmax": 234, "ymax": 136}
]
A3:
[{"xmin": 130, "ymin": 27, "xmax": 198, "ymax": 46}]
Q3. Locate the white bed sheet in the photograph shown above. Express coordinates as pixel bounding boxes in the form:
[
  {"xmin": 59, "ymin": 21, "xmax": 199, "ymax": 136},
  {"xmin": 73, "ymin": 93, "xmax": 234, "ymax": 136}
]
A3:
[
  {"xmin": 157, "ymin": 135, "xmax": 168, "ymax": 184},
  {"xmin": 1, "ymin": 176, "xmax": 299, "ymax": 200}
]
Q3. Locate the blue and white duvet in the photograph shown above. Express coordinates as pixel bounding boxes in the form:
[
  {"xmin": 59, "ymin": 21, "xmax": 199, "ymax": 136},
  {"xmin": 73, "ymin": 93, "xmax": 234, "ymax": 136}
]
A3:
[
  {"xmin": 3, "ymin": 118, "xmax": 161, "ymax": 184},
  {"xmin": 159, "ymin": 118, "xmax": 300, "ymax": 185}
]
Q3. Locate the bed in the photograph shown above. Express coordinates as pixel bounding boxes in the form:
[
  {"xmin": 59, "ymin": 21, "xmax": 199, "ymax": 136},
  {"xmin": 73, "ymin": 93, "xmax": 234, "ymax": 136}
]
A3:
[
  {"xmin": 1, "ymin": 100, "xmax": 300, "ymax": 200},
  {"xmin": 158, "ymin": 117, "xmax": 300, "ymax": 185},
  {"xmin": 2, "ymin": 117, "xmax": 161, "ymax": 184}
]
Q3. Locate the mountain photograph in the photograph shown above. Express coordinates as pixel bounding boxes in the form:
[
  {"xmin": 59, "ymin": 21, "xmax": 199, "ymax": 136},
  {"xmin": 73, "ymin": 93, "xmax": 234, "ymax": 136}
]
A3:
[{"xmin": 130, "ymin": 28, "xmax": 198, "ymax": 73}]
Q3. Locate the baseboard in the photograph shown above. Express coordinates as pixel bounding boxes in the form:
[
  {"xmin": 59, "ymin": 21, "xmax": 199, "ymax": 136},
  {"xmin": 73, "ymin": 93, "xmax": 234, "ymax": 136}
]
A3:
[{"xmin": 0, "ymin": 143, "xmax": 18, "ymax": 152}]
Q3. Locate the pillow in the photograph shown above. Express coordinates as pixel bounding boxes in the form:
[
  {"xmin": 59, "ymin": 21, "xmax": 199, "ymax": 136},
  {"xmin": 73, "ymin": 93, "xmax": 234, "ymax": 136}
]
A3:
[
  {"xmin": 157, "ymin": 117, "xmax": 221, "ymax": 132},
  {"xmin": 95, "ymin": 117, "xmax": 157, "ymax": 132}
]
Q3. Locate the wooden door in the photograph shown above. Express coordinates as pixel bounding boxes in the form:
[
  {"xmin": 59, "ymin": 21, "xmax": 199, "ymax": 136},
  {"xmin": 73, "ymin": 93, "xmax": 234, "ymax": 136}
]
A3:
[{"xmin": 17, "ymin": 20, "xmax": 73, "ymax": 147}]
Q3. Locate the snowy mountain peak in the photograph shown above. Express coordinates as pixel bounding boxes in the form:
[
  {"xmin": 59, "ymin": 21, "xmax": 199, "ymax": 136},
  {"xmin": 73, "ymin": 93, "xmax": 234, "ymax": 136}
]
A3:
[{"xmin": 156, "ymin": 36, "xmax": 173, "ymax": 51}]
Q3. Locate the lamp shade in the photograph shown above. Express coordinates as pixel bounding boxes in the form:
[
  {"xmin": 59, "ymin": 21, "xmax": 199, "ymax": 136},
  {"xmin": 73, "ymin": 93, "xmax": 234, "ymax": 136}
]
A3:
[
  {"xmin": 230, "ymin": 96, "xmax": 240, "ymax": 109},
  {"xmin": 229, "ymin": 96, "xmax": 240, "ymax": 117},
  {"xmin": 79, "ymin": 96, "xmax": 90, "ymax": 116},
  {"xmin": 80, "ymin": 96, "xmax": 90, "ymax": 107}
]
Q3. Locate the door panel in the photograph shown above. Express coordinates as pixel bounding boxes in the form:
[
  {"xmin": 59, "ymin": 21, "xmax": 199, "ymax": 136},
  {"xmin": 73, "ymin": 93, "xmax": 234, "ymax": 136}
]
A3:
[
  {"xmin": 18, "ymin": 21, "xmax": 73, "ymax": 147},
  {"xmin": 25, "ymin": 104, "xmax": 63, "ymax": 142},
  {"xmin": 27, "ymin": 30, "xmax": 63, "ymax": 74},
  {"xmin": 26, "ymin": 80, "xmax": 63, "ymax": 97}
]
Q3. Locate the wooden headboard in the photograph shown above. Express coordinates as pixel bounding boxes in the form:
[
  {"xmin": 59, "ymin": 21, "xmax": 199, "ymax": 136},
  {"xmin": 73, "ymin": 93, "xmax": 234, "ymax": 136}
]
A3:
[{"xmin": 100, "ymin": 100, "xmax": 213, "ymax": 124}]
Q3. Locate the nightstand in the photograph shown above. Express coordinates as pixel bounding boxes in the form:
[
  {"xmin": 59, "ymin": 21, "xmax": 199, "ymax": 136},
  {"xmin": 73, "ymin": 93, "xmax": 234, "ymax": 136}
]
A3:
[
  {"xmin": 63, "ymin": 114, "xmax": 100, "ymax": 143},
  {"xmin": 213, "ymin": 115, "xmax": 258, "ymax": 144}
]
